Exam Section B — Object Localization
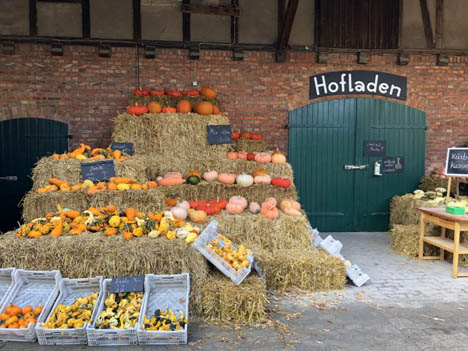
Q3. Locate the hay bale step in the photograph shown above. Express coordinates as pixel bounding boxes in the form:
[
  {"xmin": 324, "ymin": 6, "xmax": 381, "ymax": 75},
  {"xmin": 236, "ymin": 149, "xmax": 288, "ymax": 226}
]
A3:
[
  {"xmin": 157, "ymin": 182, "xmax": 297, "ymax": 204},
  {"xmin": 88, "ymin": 190, "xmax": 165, "ymax": 214},
  {"xmin": 389, "ymin": 224, "xmax": 439, "ymax": 258},
  {"xmin": 419, "ymin": 175, "xmax": 454, "ymax": 193},
  {"xmin": 205, "ymin": 212, "xmax": 312, "ymax": 251},
  {"xmin": 22, "ymin": 190, "xmax": 89, "ymax": 222},
  {"xmin": 112, "ymin": 113, "xmax": 231, "ymax": 157},
  {"xmin": 201, "ymin": 272, "xmax": 267, "ymax": 326},
  {"xmin": 253, "ymin": 247, "xmax": 346, "ymax": 294},
  {"xmin": 234, "ymin": 139, "xmax": 266, "ymax": 153},
  {"xmin": 31, "ymin": 155, "xmax": 149, "ymax": 190},
  {"xmin": 146, "ymin": 158, "xmax": 294, "ymax": 181},
  {"xmin": 0, "ymin": 232, "xmax": 208, "ymax": 317},
  {"xmin": 389, "ymin": 195, "xmax": 444, "ymax": 227}
]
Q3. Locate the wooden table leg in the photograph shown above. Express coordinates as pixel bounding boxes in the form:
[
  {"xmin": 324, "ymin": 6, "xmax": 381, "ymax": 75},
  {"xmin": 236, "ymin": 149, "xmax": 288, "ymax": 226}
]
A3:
[
  {"xmin": 419, "ymin": 213, "xmax": 425, "ymax": 260},
  {"xmin": 453, "ymin": 222, "xmax": 461, "ymax": 278},
  {"xmin": 440, "ymin": 227, "xmax": 446, "ymax": 261}
]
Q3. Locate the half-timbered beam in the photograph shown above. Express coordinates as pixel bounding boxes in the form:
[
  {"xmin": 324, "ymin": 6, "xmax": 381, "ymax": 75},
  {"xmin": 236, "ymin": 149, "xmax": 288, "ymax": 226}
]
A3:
[
  {"xmin": 419, "ymin": 0, "xmax": 434, "ymax": 48},
  {"xmin": 81, "ymin": 0, "xmax": 90, "ymax": 38},
  {"xmin": 29, "ymin": 0, "xmax": 37, "ymax": 36},
  {"xmin": 276, "ymin": 0, "xmax": 299, "ymax": 62},
  {"xmin": 133, "ymin": 0, "xmax": 141, "ymax": 40},
  {"xmin": 435, "ymin": 0, "xmax": 443, "ymax": 48}
]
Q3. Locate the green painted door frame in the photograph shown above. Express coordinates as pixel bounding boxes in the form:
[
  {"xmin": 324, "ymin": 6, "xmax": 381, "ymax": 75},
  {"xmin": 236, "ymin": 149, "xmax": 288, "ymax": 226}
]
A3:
[{"xmin": 289, "ymin": 98, "xmax": 426, "ymax": 232}]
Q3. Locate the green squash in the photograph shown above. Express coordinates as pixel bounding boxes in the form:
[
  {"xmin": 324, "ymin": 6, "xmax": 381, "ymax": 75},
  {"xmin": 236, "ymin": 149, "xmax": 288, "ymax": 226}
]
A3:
[{"xmin": 186, "ymin": 175, "xmax": 200, "ymax": 185}]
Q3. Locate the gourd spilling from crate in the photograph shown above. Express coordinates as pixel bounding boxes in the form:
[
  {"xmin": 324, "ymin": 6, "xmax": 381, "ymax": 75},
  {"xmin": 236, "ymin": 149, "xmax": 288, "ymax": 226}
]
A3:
[
  {"xmin": 41, "ymin": 293, "xmax": 98, "ymax": 329},
  {"xmin": 52, "ymin": 144, "xmax": 129, "ymax": 162},
  {"xmin": 0, "ymin": 305, "xmax": 42, "ymax": 329},
  {"xmin": 142, "ymin": 309, "xmax": 187, "ymax": 331},
  {"xmin": 94, "ymin": 292, "xmax": 143, "ymax": 329},
  {"xmin": 207, "ymin": 235, "xmax": 251, "ymax": 271}
]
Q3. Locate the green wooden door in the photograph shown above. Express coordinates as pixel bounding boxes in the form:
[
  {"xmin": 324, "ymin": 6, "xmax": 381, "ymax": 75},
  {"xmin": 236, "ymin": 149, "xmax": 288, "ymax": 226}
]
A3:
[
  {"xmin": 0, "ymin": 118, "xmax": 68, "ymax": 233},
  {"xmin": 289, "ymin": 98, "xmax": 426, "ymax": 232}
]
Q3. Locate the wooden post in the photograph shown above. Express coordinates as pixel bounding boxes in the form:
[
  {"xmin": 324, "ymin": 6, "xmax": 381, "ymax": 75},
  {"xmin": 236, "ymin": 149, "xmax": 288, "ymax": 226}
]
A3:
[
  {"xmin": 453, "ymin": 222, "xmax": 460, "ymax": 278},
  {"xmin": 419, "ymin": 212, "xmax": 425, "ymax": 260},
  {"xmin": 440, "ymin": 227, "xmax": 445, "ymax": 260},
  {"xmin": 446, "ymin": 176, "xmax": 452, "ymax": 200}
]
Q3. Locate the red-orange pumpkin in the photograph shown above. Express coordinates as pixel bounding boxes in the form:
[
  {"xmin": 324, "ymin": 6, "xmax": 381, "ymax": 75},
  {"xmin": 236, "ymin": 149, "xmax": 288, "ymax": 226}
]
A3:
[
  {"xmin": 148, "ymin": 102, "xmax": 162, "ymax": 113},
  {"xmin": 194, "ymin": 101, "xmax": 213, "ymax": 115},
  {"xmin": 212, "ymin": 105, "xmax": 221, "ymax": 115},
  {"xmin": 200, "ymin": 87, "xmax": 217, "ymax": 98},
  {"xmin": 177, "ymin": 100, "xmax": 192, "ymax": 113},
  {"xmin": 162, "ymin": 107, "xmax": 177, "ymax": 113}
]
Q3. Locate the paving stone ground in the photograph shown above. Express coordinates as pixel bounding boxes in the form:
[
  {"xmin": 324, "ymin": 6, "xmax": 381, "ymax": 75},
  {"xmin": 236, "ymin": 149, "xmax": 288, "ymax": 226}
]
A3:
[{"xmin": 2, "ymin": 232, "xmax": 468, "ymax": 351}]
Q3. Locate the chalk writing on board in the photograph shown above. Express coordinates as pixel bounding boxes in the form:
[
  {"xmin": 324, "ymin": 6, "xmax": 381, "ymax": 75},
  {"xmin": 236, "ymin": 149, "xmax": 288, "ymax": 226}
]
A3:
[
  {"xmin": 110, "ymin": 275, "xmax": 145, "ymax": 293},
  {"xmin": 383, "ymin": 157, "xmax": 404, "ymax": 173},
  {"xmin": 111, "ymin": 142, "xmax": 134, "ymax": 155},
  {"xmin": 363, "ymin": 140, "xmax": 386, "ymax": 157},
  {"xmin": 445, "ymin": 148, "xmax": 468, "ymax": 176},
  {"xmin": 207, "ymin": 125, "xmax": 233, "ymax": 145},
  {"xmin": 80, "ymin": 160, "xmax": 115, "ymax": 182}
]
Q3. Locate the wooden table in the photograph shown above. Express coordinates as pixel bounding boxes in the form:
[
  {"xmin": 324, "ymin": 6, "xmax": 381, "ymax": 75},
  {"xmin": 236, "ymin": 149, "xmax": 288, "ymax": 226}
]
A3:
[{"xmin": 418, "ymin": 207, "xmax": 468, "ymax": 278}]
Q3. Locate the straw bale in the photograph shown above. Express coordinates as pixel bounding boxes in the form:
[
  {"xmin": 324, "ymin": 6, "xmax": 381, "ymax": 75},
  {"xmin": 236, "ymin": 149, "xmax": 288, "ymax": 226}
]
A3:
[
  {"xmin": 205, "ymin": 212, "xmax": 312, "ymax": 251},
  {"xmin": 0, "ymin": 231, "xmax": 208, "ymax": 316},
  {"xmin": 156, "ymin": 181, "xmax": 297, "ymax": 204},
  {"xmin": 389, "ymin": 195, "xmax": 444, "ymax": 227},
  {"xmin": 88, "ymin": 190, "xmax": 165, "ymax": 213},
  {"xmin": 31, "ymin": 155, "xmax": 149, "ymax": 190},
  {"xmin": 146, "ymin": 158, "xmax": 294, "ymax": 181},
  {"xmin": 419, "ymin": 175, "xmax": 454, "ymax": 193},
  {"xmin": 253, "ymin": 247, "xmax": 346, "ymax": 295},
  {"xmin": 130, "ymin": 95, "xmax": 220, "ymax": 108},
  {"xmin": 201, "ymin": 272, "xmax": 268, "ymax": 325},
  {"xmin": 234, "ymin": 139, "xmax": 266, "ymax": 153},
  {"xmin": 22, "ymin": 190, "xmax": 88, "ymax": 222},
  {"xmin": 389, "ymin": 224, "xmax": 439, "ymax": 258},
  {"xmin": 112, "ymin": 113, "xmax": 231, "ymax": 157}
]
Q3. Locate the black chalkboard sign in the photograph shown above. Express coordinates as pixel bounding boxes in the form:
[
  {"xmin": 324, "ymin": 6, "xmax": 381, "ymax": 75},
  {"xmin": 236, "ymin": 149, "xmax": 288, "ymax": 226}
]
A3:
[
  {"xmin": 363, "ymin": 140, "xmax": 386, "ymax": 157},
  {"xmin": 111, "ymin": 142, "xmax": 134, "ymax": 155},
  {"xmin": 110, "ymin": 275, "xmax": 145, "ymax": 293},
  {"xmin": 383, "ymin": 157, "xmax": 404, "ymax": 173},
  {"xmin": 445, "ymin": 148, "xmax": 468, "ymax": 177},
  {"xmin": 81, "ymin": 160, "xmax": 115, "ymax": 182},
  {"xmin": 207, "ymin": 125, "xmax": 232, "ymax": 145}
]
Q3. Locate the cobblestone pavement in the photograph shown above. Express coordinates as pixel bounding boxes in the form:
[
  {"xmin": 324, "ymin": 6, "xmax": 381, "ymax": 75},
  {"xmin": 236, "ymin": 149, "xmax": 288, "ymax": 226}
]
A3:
[{"xmin": 2, "ymin": 232, "xmax": 468, "ymax": 351}]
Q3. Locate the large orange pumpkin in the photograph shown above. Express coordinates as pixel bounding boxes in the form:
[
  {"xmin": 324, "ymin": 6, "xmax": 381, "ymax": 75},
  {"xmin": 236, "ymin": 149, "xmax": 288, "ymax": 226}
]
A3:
[
  {"xmin": 200, "ymin": 87, "xmax": 217, "ymax": 98},
  {"xmin": 212, "ymin": 105, "xmax": 221, "ymax": 115},
  {"xmin": 194, "ymin": 101, "xmax": 213, "ymax": 115},
  {"xmin": 148, "ymin": 102, "xmax": 162, "ymax": 113},
  {"xmin": 177, "ymin": 100, "xmax": 192, "ymax": 113}
]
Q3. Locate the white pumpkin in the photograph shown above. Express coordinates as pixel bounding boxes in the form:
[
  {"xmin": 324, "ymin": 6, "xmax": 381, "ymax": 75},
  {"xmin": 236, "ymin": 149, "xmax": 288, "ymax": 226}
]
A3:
[
  {"xmin": 249, "ymin": 202, "xmax": 261, "ymax": 214},
  {"xmin": 171, "ymin": 206, "xmax": 187, "ymax": 220},
  {"xmin": 178, "ymin": 200, "xmax": 190, "ymax": 210},
  {"xmin": 236, "ymin": 174, "xmax": 254, "ymax": 187}
]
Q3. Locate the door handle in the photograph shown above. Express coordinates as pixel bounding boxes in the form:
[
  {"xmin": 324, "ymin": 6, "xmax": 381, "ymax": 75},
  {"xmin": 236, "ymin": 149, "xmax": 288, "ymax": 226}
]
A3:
[
  {"xmin": 344, "ymin": 165, "xmax": 368, "ymax": 170},
  {"xmin": 0, "ymin": 176, "xmax": 17, "ymax": 181}
]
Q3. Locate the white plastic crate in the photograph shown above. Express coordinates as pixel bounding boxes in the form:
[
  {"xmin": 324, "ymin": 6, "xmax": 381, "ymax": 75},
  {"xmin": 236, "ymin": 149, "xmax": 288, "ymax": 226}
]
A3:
[
  {"xmin": 0, "ymin": 268, "xmax": 15, "ymax": 312},
  {"xmin": 137, "ymin": 273, "xmax": 189, "ymax": 345},
  {"xmin": 0, "ymin": 269, "xmax": 61, "ymax": 342},
  {"xmin": 86, "ymin": 279, "xmax": 140, "ymax": 346},
  {"xmin": 347, "ymin": 264, "xmax": 370, "ymax": 287},
  {"xmin": 193, "ymin": 221, "xmax": 253, "ymax": 285},
  {"xmin": 35, "ymin": 276, "xmax": 103, "ymax": 345},
  {"xmin": 319, "ymin": 235, "xmax": 343, "ymax": 257}
]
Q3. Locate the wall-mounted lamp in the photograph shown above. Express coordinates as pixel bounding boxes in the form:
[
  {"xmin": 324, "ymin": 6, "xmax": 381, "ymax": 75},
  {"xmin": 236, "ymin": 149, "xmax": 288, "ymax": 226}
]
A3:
[
  {"xmin": 397, "ymin": 53, "xmax": 409, "ymax": 65},
  {"xmin": 437, "ymin": 54, "xmax": 448, "ymax": 66},
  {"xmin": 189, "ymin": 46, "xmax": 200, "ymax": 60},
  {"xmin": 98, "ymin": 45, "xmax": 111, "ymax": 58},
  {"xmin": 358, "ymin": 52, "xmax": 369, "ymax": 64},
  {"xmin": 233, "ymin": 48, "xmax": 244, "ymax": 61},
  {"xmin": 51, "ymin": 43, "xmax": 63, "ymax": 56},
  {"xmin": 2, "ymin": 42, "xmax": 15, "ymax": 55},
  {"xmin": 144, "ymin": 46, "xmax": 156, "ymax": 59},
  {"xmin": 317, "ymin": 51, "xmax": 328, "ymax": 64}
]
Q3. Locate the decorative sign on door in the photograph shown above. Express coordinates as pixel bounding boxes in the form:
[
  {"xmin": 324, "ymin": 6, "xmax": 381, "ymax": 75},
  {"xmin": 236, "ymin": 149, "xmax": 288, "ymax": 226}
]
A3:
[{"xmin": 310, "ymin": 71, "xmax": 407, "ymax": 100}]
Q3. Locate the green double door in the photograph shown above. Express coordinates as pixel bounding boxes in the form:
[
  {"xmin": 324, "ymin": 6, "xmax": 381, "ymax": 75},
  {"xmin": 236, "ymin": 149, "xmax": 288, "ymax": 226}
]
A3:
[{"xmin": 289, "ymin": 98, "xmax": 426, "ymax": 232}]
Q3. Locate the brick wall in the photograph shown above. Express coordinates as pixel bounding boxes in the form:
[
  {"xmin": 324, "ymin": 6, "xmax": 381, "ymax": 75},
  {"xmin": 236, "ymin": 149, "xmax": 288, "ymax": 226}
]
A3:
[{"xmin": 1, "ymin": 44, "xmax": 468, "ymax": 174}]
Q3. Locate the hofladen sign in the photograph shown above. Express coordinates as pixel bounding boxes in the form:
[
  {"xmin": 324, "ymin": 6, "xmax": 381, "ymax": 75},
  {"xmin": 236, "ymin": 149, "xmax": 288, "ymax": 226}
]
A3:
[{"xmin": 310, "ymin": 71, "xmax": 407, "ymax": 100}]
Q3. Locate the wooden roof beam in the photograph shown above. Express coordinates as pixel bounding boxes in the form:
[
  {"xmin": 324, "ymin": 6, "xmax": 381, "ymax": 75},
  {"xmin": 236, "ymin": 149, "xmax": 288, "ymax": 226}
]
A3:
[
  {"xmin": 419, "ymin": 0, "xmax": 434, "ymax": 48},
  {"xmin": 435, "ymin": 0, "xmax": 444, "ymax": 48},
  {"xmin": 276, "ymin": 0, "xmax": 299, "ymax": 62},
  {"xmin": 182, "ymin": 3, "xmax": 239, "ymax": 17}
]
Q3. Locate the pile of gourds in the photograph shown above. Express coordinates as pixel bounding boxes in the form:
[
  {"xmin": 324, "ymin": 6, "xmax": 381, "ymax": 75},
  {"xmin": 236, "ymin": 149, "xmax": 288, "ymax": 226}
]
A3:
[
  {"xmin": 37, "ymin": 177, "xmax": 158, "ymax": 194},
  {"xmin": 42, "ymin": 293, "xmax": 98, "ymax": 329},
  {"xmin": 52, "ymin": 144, "xmax": 129, "ymax": 162},
  {"xmin": 16, "ymin": 205, "xmax": 200, "ymax": 243},
  {"xmin": 207, "ymin": 234, "xmax": 251, "ymax": 271},
  {"xmin": 226, "ymin": 150, "xmax": 287, "ymax": 164},
  {"xmin": 94, "ymin": 292, "xmax": 143, "ymax": 330},
  {"xmin": 0, "ymin": 305, "xmax": 43, "ymax": 329},
  {"xmin": 142, "ymin": 309, "xmax": 187, "ymax": 331},
  {"xmin": 231, "ymin": 131, "xmax": 262, "ymax": 140}
]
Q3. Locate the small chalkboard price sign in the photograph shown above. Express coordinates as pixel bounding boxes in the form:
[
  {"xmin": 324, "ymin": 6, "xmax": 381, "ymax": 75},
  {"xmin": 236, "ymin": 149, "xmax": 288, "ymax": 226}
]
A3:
[
  {"xmin": 111, "ymin": 142, "xmax": 134, "ymax": 155},
  {"xmin": 110, "ymin": 275, "xmax": 145, "ymax": 293},
  {"xmin": 363, "ymin": 140, "xmax": 386, "ymax": 157},
  {"xmin": 207, "ymin": 125, "xmax": 232, "ymax": 145},
  {"xmin": 80, "ymin": 160, "xmax": 115, "ymax": 182},
  {"xmin": 445, "ymin": 148, "xmax": 468, "ymax": 176},
  {"xmin": 383, "ymin": 157, "xmax": 404, "ymax": 173}
]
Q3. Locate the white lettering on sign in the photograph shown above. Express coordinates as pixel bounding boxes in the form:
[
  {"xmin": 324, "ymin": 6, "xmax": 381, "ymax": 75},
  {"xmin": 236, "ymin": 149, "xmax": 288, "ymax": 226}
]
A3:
[{"xmin": 310, "ymin": 71, "xmax": 406, "ymax": 100}]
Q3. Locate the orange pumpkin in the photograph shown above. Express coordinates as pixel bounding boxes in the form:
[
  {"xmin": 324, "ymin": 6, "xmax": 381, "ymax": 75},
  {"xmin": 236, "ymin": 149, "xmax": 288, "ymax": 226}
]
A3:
[
  {"xmin": 252, "ymin": 169, "xmax": 268, "ymax": 178},
  {"xmin": 271, "ymin": 151, "xmax": 287, "ymax": 163},
  {"xmin": 212, "ymin": 105, "xmax": 221, "ymax": 115},
  {"xmin": 200, "ymin": 87, "xmax": 217, "ymax": 98},
  {"xmin": 148, "ymin": 102, "xmax": 162, "ymax": 113},
  {"xmin": 226, "ymin": 152, "xmax": 238, "ymax": 160},
  {"xmin": 162, "ymin": 107, "xmax": 177, "ymax": 113},
  {"xmin": 240, "ymin": 131, "xmax": 251, "ymax": 139},
  {"xmin": 194, "ymin": 101, "xmax": 213, "ymax": 115},
  {"xmin": 176, "ymin": 100, "xmax": 192, "ymax": 113}
]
